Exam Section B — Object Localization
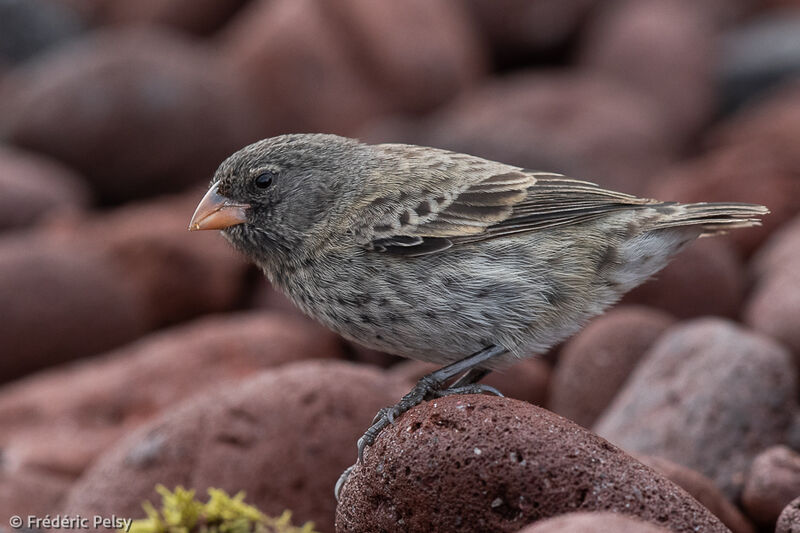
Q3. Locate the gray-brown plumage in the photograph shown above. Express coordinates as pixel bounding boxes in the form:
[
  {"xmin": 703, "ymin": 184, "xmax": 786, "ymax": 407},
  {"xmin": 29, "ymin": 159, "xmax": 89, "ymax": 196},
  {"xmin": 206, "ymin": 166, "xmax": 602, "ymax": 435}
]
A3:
[{"xmin": 189, "ymin": 133, "xmax": 767, "ymax": 486}]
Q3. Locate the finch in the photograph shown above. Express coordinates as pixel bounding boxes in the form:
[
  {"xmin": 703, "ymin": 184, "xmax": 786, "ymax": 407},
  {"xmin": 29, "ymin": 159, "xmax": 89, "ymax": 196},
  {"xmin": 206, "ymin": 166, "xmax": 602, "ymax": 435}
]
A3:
[{"xmin": 189, "ymin": 133, "xmax": 767, "ymax": 483}]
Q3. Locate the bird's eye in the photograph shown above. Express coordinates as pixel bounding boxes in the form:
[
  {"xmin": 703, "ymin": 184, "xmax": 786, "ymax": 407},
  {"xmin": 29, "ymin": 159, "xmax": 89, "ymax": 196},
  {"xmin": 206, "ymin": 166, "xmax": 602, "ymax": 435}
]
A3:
[{"xmin": 254, "ymin": 171, "xmax": 276, "ymax": 189}]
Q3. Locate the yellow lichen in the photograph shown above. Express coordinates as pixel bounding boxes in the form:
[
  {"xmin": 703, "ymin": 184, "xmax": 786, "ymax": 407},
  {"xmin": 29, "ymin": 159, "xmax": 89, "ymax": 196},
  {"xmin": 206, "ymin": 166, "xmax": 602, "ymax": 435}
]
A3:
[{"xmin": 125, "ymin": 485, "xmax": 318, "ymax": 533}]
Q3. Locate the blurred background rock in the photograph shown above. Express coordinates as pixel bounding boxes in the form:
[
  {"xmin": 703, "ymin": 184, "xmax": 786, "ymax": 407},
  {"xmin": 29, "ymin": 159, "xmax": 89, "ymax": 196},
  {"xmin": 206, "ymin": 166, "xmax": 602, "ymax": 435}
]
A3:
[{"xmin": 1, "ymin": 0, "xmax": 800, "ymax": 532}]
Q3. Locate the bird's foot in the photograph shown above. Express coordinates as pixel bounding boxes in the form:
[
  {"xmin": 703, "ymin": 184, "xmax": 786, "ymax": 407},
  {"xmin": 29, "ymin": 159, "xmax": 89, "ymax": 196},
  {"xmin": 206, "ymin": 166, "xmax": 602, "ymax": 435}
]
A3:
[
  {"xmin": 357, "ymin": 374, "xmax": 440, "ymax": 462},
  {"xmin": 334, "ymin": 378, "xmax": 502, "ymax": 501},
  {"xmin": 434, "ymin": 382, "xmax": 504, "ymax": 398}
]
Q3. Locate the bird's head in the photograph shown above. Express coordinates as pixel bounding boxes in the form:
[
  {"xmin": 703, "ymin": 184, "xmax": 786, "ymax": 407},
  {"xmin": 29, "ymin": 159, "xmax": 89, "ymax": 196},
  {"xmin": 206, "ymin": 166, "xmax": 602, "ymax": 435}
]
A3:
[{"xmin": 189, "ymin": 133, "xmax": 369, "ymax": 263}]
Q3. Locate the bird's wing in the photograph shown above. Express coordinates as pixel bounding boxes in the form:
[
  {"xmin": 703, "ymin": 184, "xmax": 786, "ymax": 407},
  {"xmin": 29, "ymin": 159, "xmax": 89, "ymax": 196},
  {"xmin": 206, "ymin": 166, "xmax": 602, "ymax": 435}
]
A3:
[{"xmin": 354, "ymin": 147, "xmax": 655, "ymax": 257}]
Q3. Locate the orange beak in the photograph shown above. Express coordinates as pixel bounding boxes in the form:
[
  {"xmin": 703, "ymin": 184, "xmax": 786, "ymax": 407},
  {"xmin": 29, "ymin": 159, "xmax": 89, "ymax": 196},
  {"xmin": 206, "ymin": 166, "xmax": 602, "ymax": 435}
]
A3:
[{"xmin": 188, "ymin": 183, "xmax": 251, "ymax": 231}]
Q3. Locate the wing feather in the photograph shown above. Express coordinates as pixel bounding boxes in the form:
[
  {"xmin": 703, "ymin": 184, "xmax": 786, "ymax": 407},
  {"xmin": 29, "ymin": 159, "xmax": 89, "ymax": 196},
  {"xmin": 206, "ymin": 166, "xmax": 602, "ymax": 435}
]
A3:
[{"xmin": 354, "ymin": 147, "xmax": 655, "ymax": 256}]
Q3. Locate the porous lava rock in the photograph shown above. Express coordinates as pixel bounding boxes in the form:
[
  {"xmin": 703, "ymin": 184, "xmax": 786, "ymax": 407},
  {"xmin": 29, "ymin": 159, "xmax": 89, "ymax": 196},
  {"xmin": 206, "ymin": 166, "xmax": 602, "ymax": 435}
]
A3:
[
  {"xmin": 513, "ymin": 512, "xmax": 672, "ymax": 533},
  {"xmin": 46, "ymin": 190, "xmax": 250, "ymax": 327},
  {"xmin": 581, "ymin": 0, "xmax": 716, "ymax": 142},
  {"xmin": 620, "ymin": 238, "xmax": 744, "ymax": 319},
  {"xmin": 0, "ymin": 233, "xmax": 148, "ymax": 381},
  {"xmin": 749, "ymin": 214, "xmax": 800, "ymax": 281},
  {"xmin": 0, "ymin": 28, "xmax": 258, "ymax": 203},
  {"xmin": 89, "ymin": 0, "xmax": 246, "ymax": 35},
  {"xmin": 220, "ymin": 0, "xmax": 483, "ymax": 135},
  {"xmin": 461, "ymin": 0, "xmax": 600, "ymax": 59},
  {"xmin": 741, "ymin": 446, "xmax": 800, "ymax": 527},
  {"xmin": 549, "ymin": 306, "xmax": 675, "ymax": 427},
  {"xmin": 636, "ymin": 455, "xmax": 755, "ymax": 533},
  {"xmin": 390, "ymin": 357, "xmax": 550, "ymax": 406},
  {"xmin": 745, "ymin": 219, "xmax": 800, "ymax": 357},
  {"xmin": 335, "ymin": 395, "xmax": 727, "ymax": 533},
  {"xmin": 777, "ymin": 496, "xmax": 800, "ymax": 533},
  {"xmin": 0, "ymin": 145, "xmax": 89, "ymax": 231},
  {"xmin": 595, "ymin": 318, "xmax": 797, "ymax": 499},
  {"xmin": 0, "ymin": 469, "xmax": 72, "ymax": 526},
  {"xmin": 0, "ymin": 312, "xmax": 343, "ymax": 481},
  {"xmin": 362, "ymin": 72, "xmax": 673, "ymax": 197},
  {"xmin": 62, "ymin": 361, "xmax": 411, "ymax": 533}
]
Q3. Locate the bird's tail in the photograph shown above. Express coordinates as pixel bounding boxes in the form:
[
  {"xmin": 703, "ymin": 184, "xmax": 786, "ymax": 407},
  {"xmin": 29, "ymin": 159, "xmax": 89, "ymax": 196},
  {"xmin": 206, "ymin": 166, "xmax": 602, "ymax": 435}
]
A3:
[{"xmin": 650, "ymin": 202, "xmax": 769, "ymax": 236}]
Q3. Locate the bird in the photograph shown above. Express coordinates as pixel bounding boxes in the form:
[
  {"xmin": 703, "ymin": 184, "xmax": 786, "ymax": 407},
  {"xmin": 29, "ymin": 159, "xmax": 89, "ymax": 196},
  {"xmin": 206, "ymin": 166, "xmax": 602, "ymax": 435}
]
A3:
[{"xmin": 189, "ymin": 133, "xmax": 767, "ymax": 494}]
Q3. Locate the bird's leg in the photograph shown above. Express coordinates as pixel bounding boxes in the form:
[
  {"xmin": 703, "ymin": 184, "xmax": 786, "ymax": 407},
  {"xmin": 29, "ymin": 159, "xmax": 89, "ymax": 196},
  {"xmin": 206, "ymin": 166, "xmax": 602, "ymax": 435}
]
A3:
[
  {"xmin": 357, "ymin": 344, "xmax": 508, "ymax": 462},
  {"xmin": 335, "ymin": 345, "xmax": 508, "ymax": 500},
  {"xmin": 435, "ymin": 367, "xmax": 504, "ymax": 398}
]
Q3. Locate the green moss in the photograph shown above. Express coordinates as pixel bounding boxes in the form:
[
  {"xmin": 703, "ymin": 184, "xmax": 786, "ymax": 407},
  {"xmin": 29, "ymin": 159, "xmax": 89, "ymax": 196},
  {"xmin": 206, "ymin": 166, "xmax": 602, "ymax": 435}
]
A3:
[{"xmin": 125, "ymin": 485, "xmax": 319, "ymax": 533}]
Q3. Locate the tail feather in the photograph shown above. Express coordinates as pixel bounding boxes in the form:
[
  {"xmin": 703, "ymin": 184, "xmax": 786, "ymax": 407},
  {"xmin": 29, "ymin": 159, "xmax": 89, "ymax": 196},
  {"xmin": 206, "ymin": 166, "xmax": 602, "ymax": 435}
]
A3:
[{"xmin": 651, "ymin": 202, "xmax": 769, "ymax": 236}]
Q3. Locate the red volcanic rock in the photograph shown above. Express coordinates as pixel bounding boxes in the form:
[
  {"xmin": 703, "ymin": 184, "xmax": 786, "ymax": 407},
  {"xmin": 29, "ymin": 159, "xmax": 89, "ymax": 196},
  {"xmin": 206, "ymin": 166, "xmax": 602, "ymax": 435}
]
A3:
[
  {"xmin": 47, "ymin": 190, "xmax": 249, "ymax": 327},
  {"xmin": 461, "ymin": 0, "xmax": 600, "ymax": 57},
  {"xmin": 367, "ymin": 72, "xmax": 674, "ymax": 196},
  {"xmin": 336, "ymin": 395, "xmax": 726, "ymax": 533},
  {"xmin": 581, "ymin": 0, "xmax": 716, "ymax": 142},
  {"xmin": 514, "ymin": 512, "xmax": 671, "ymax": 533},
  {"xmin": 0, "ymin": 233, "xmax": 148, "ymax": 381},
  {"xmin": 620, "ymin": 238, "xmax": 745, "ymax": 319},
  {"xmin": 650, "ymin": 144, "xmax": 799, "ymax": 256},
  {"xmin": 637, "ymin": 455, "xmax": 755, "ymax": 533},
  {"xmin": 745, "ymin": 217, "xmax": 800, "ymax": 356},
  {"xmin": 390, "ymin": 357, "xmax": 550, "ymax": 406},
  {"xmin": 327, "ymin": 0, "xmax": 484, "ymax": 112},
  {"xmin": 0, "ymin": 145, "xmax": 89, "ymax": 231},
  {"xmin": 0, "ymin": 469, "xmax": 72, "ymax": 525},
  {"xmin": 220, "ymin": 0, "xmax": 483, "ymax": 135},
  {"xmin": 742, "ymin": 446, "xmax": 800, "ymax": 527},
  {"xmin": 710, "ymin": 79, "xmax": 800, "ymax": 175},
  {"xmin": 62, "ymin": 361, "xmax": 410, "ymax": 533},
  {"xmin": 595, "ymin": 319, "xmax": 797, "ymax": 500},
  {"xmin": 549, "ymin": 306, "xmax": 675, "ymax": 427},
  {"xmin": 0, "ymin": 28, "xmax": 258, "ymax": 204},
  {"xmin": 777, "ymin": 496, "xmax": 800, "ymax": 533},
  {"xmin": 94, "ymin": 0, "xmax": 246, "ymax": 35},
  {"xmin": 0, "ymin": 312, "xmax": 342, "ymax": 482},
  {"xmin": 744, "ymin": 267, "xmax": 800, "ymax": 358},
  {"xmin": 750, "ymin": 214, "xmax": 800, "ymax": 281}
]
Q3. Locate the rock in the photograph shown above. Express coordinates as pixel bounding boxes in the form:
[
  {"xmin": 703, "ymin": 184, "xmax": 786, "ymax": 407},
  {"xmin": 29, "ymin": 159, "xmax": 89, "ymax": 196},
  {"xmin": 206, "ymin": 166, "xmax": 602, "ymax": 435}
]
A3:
[
  {"xmin": 94, "ymin": 0, "xmax": 246, "ymax": 35},
  {"xmin": 741, "ymin": 446, "xmax": 800, "ymax": 527},
  {"xmin": 0, "ymin": 233, "xmax": 148, "ymax": 381},
  {"xmin": 0, "ymin": 312, "xmax": 343, "ymax": 481},
  {"xmin": 46, "ymin": 190, "xmax": 249, "ymax": 327},
  {"xmin": 513, "ymin": 512, "xmax": 671, "ymax": 533},
  {"xmin": 461, "ymin": 0, "xmax": 600, "ymax": 60},
  {"xmin": 636, "ymin": 455, "xmax": 755, "ymax": 533},
  {"xmin": 364, "ymin": 72, "xmax": 673, "ymax": 196},
  {"xmin": 220, "ymin": 0, "xmax": 483, "ymax": 136},
  {"xmin": 549, "ymin": 306, "xmax": 675, "ymax": 427},
  {"xmin": 390, "ymin": 357, "xmax": 550, "ymax": 406},
  {"xmin": 595, "ymin": 318, "xmax": 797, "ymax": 500},
  {"xmin": 777, "ymin": 496, "xmax": 800, "ymax": 533},
  {"xmin": 749, "ymin": 214, "xmax": 800, "ymax": 281},
  {"xmin": 336, "ymin": 395, "xmax": 727, "ymax": 533},
  {"xmin": 0, "ymin": 145, "xmax": 89, "ymax": 231},
  {"xmin": 710, "ymin": 78, "xmax": 800, "ymax": 175},
  {"xmin": 62, "ymin": 361, "xmax": 411, "ymax": 533},
  {"xmin": 650, "ymin": 144, "xmax": 798, "ymax": 257},
  {"xmin": 744, "ymin": 267, "xmax": 800, "ymax": 357},
  {"xmin": 0, "ymin": 28, "xmax": 258, "ymax": 204},
  {"xmin": 620, "ymin": 238, "xmax": 744, "ymax": 319},
  {"xmin": 0, "ymin": 0, "xmax": 85, "ymax": 64},
  {"xmin": 0, "ymin": 469, "xmax": 72, "ymax": 526},
  {"xmin": 580, "ymin": 0, "xmax": 716, "ymax": 142},
  {"xmin": 719, "ymin": 10, "xmax": 800, "ymax": 113}
]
